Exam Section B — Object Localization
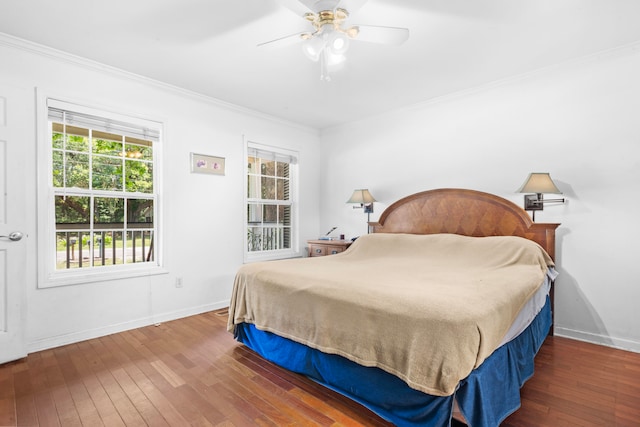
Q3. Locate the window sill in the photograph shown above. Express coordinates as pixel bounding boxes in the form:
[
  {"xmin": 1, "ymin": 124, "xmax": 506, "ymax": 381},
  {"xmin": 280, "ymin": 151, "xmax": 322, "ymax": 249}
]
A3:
[{"xmin": 38, "ymin": 264, "xmax": 169, "ymax": 289}]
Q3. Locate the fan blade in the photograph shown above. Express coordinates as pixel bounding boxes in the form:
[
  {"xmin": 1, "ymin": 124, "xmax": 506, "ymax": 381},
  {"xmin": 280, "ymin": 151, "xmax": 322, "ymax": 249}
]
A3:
[
  {"xmin": 257, "ymin": 32, "xmax": 304, "ymax": 49},
  {"xmin": 277, "ymin": 0, "xmax": 352, "ymax": 15},
  {"xmin": 353, "ymin": 25, "xmax": 409, "ymax": 45},
  {"xmin": 274, "ymin": 0, "xmax": 313, "ymax": 16},
  {"xmin": 336, "ymin": 0, "xmax": 369, "ymax": 15}
]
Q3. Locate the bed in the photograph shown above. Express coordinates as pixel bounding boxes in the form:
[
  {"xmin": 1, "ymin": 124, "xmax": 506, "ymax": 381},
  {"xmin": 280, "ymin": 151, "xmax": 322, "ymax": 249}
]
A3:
[{"xmin": 228, "ymin": 188, "xmax": 560, "ymax": 427}]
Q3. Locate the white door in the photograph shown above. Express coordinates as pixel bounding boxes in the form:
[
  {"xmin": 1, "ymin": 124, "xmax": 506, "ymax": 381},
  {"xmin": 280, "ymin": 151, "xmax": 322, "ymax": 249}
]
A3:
[{"xmin": 0, "ymin": 84, "xmax": 28, "ymax": 364}]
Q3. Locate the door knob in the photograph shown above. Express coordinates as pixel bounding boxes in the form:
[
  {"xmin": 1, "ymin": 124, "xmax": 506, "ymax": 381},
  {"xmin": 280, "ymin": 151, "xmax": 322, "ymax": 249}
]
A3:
[{"xmin": 0, "ymin": 231, "xmax": 23, "ymax": 241}]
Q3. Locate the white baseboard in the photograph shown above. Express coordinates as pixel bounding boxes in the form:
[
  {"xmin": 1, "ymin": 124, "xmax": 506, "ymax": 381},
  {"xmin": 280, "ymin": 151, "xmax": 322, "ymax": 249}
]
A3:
[
  {"xmin": 27, "ymin": 300, "xmax": 229, "ymax": 354},
  {"xmin": 554, "ymin": 326, "xmax": 640, "ymax": 353},
  {"xmin": 30, "ymin": 308, "xmax": 639, "ymax": 356}
]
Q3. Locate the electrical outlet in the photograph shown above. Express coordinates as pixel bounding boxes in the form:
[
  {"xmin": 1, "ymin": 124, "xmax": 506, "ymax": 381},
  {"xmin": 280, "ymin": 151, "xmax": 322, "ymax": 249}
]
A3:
[{"xmin": 175, "ymin": 277, "xmax": 183, "ymax": 288}]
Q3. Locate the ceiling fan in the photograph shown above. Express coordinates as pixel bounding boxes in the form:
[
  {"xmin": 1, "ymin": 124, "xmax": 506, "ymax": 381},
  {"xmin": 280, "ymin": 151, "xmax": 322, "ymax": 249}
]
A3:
[{"xmin": 260, "ymin": 0, "xmax": 410, "ymax": 81}]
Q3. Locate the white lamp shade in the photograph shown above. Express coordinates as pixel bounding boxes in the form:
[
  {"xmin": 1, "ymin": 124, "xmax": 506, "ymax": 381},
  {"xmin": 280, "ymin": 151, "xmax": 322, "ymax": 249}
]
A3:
[
  {"xmin": 328, "ymin": 32, "xmax": 350, "ymax": 55},
  {"xmin": 347, "ymin": 189, "xmax": 376, "ymax": 204},
  {"xmin": 517, "ymin": 173, "xmax": 562, "ymax": 194},
  {"xmin": 302, "ymin": 36, "xmax": 327, "ymax": 62}
]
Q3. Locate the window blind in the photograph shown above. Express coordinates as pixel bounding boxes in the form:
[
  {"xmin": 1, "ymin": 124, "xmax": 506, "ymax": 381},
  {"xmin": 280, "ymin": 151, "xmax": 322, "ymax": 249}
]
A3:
[
  {"xmin": 48, "ymin": 100, "xmax": 160, "ymax": 143},
  {"xmin": 248, "ymin": 146, "xmax": 298, "ymax": 165}
]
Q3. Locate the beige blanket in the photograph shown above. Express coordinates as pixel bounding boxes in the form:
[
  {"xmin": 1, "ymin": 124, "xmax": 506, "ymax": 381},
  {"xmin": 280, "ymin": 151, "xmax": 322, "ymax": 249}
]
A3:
[{"xmin": 227, "ymin": 233, "xmax": 554, "ymax": 396}]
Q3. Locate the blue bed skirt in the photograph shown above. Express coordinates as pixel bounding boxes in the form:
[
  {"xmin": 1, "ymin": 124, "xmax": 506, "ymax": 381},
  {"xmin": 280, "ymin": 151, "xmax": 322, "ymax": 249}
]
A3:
[{"xmin": 234, "ymin": 297, "xmax": 551, "ymax": 427}]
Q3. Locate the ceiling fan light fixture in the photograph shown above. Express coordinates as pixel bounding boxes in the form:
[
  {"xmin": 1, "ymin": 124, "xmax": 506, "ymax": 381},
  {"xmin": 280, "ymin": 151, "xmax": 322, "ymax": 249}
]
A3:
[
  {"xmin": 263, "ymin": 0, "xmax": 409, "ymax": 81},
  {"xmin": 302, "ymin": 36, "xmax": 327, "ymax": 61},
  {"xmin": 319, "ymin": 49, "xmax": 346, "ymax": 82},
  {"xmin": 328, "ymin": 32, "xmax": 349, "ymax": 55},
  {"xmin": 326, "ymin": 50, "xmax": 346, "ymax": 67}
]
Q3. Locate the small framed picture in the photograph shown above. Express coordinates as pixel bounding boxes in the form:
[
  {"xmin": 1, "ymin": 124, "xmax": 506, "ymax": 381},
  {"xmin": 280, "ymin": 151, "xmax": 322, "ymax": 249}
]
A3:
[{"xmin": 190, "ymin": 153, "xmax": 225, "ymax": 175}]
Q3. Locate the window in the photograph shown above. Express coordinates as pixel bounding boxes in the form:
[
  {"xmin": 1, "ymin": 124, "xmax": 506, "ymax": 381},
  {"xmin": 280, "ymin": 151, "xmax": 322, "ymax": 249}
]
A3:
[
  {"xmin": 245, "ymin": 143, "xmax": 298, "ymax": 261},
  {"xmin": 38, "ymin": 97, "xmax": 164, "ymax": 287}
]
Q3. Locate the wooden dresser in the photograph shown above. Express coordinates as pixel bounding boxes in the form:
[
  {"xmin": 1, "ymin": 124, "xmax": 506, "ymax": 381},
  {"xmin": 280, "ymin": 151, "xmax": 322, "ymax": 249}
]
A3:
[{"xmin": 307, "ymin": 239, "xmax": 352, "ymax": 257}]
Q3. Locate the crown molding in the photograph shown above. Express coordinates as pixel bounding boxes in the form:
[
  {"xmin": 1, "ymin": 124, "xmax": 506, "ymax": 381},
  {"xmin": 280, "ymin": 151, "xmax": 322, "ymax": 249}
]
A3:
[
  {"xmin": 321, "ymin": 38, "xmax": 640, "ymax": 134},
  {"xmin": 0, "ymin": 32, "xmax": 319, "ymax": 135}
]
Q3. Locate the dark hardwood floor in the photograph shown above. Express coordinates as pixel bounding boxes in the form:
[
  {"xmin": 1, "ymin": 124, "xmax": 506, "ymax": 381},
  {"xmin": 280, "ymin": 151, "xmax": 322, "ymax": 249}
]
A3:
[{"xmin": 1, "ymin": 309, "xmax": 638, "ymax": 426}]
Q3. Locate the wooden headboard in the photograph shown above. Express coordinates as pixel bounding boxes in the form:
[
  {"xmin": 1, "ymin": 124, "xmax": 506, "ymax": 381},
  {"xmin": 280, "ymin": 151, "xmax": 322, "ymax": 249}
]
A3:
[{"xmin": 370, "ymin": 188, "xmax": 560, "ymax": 260}]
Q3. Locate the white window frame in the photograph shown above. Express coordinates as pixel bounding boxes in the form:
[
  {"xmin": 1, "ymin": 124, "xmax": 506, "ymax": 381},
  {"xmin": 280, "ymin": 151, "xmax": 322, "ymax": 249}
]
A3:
[
  {"xmin": 244, "ymin": 140, "xmax": 299, "ymax": 263},
  {"xmin": 36, "ymin": 93, "xmax": 166, "ymax": 288}
]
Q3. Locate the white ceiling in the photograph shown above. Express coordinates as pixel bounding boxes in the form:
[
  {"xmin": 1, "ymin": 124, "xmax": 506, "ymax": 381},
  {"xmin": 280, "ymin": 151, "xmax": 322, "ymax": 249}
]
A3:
[{"xmin": 2, "ymin": 0, "xmax": 640, "ymax": 129}]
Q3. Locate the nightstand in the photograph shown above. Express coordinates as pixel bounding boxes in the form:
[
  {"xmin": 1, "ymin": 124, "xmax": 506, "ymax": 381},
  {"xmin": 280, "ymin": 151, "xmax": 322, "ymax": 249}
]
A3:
[{"xmin": 307, "ymin": 239, "xmax": 352, "ymax": 257}]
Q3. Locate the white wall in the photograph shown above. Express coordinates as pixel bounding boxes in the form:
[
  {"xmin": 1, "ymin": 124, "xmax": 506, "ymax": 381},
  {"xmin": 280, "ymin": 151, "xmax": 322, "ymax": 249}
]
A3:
[
  {"xmin": 0, "ymin": 36, "xmax": 321, "ymax": 352},
  {"xmin": 2, "ymin": 32, "xmax": 638, "ymax": 356},
  {"xmin": 319, "ymin": 44, "xmax": 640, "ymax": 352}
]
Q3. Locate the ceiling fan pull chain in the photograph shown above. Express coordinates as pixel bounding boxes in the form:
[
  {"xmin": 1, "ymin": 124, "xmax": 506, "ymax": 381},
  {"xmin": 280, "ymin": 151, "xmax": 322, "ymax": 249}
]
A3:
[{"xmin": 320, "ymin": 50, "xmax": 331, "ymax": 81}]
